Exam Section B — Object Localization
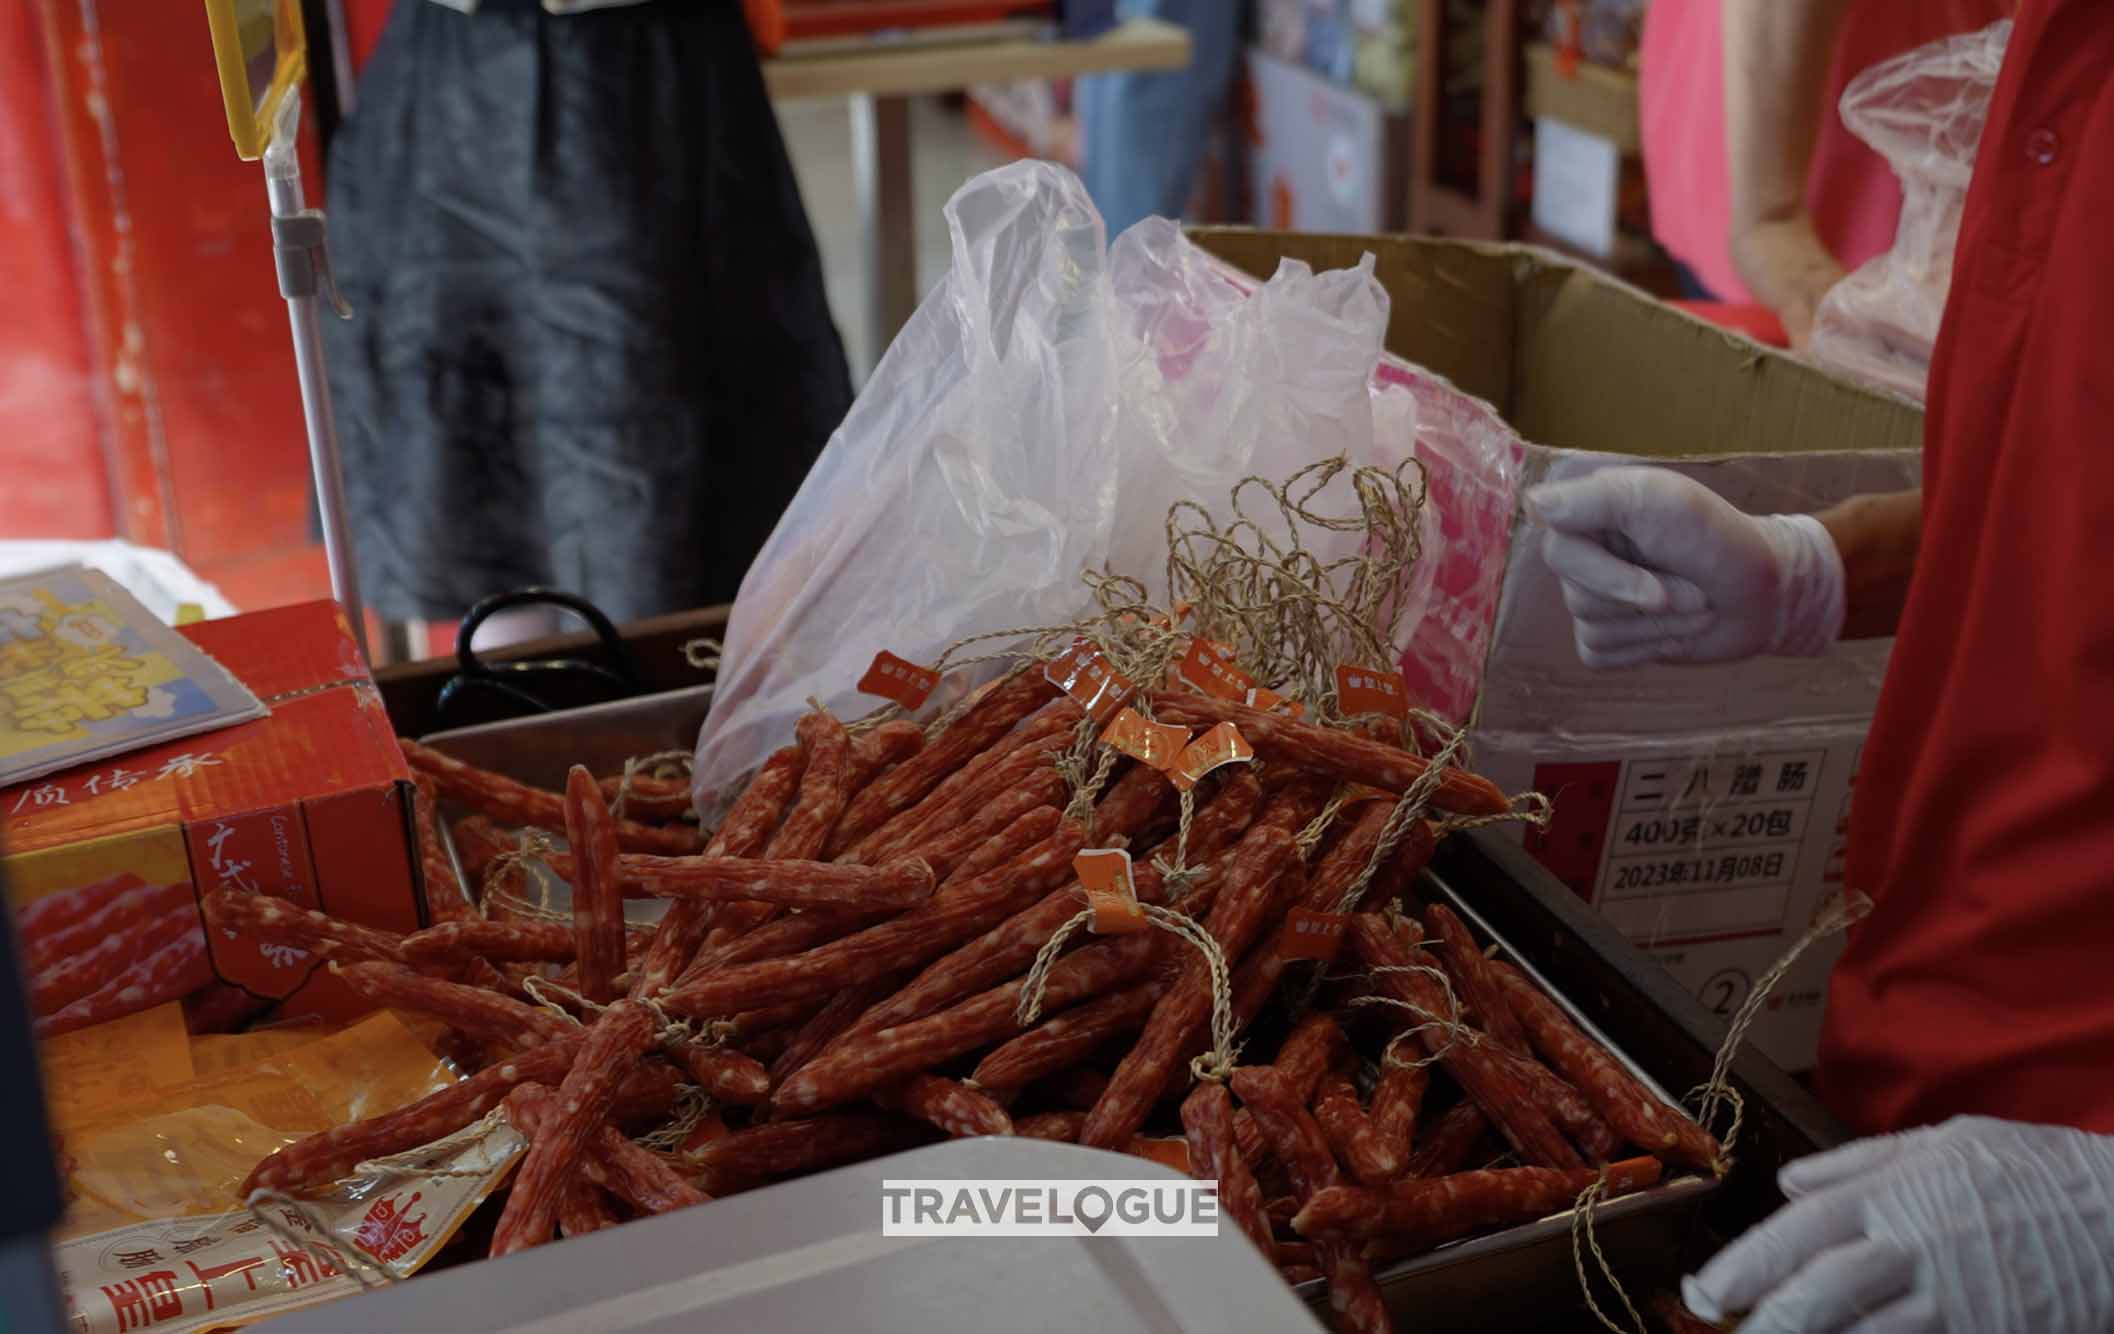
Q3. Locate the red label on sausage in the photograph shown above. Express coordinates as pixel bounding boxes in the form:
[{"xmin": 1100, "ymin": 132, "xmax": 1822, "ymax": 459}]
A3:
[
  {"xmin": 1075, "ymin": 848, "xmax": 1149, "ymax": 935},
  {"xmin": 1245, "ymin": 684, "xmax": 1306, "ymax": 719},
  {"xmin": 1178, "ymin": 639, "xmax": 1255, "ymax": 702},
  {"xmin": 1128, "ymin": 1136, "xmax": 1193, "ymax": 1175},
  {"xmin": 858, "ymin": 651, "xmax": 941, "ymax": 710},
  {"xmin": 1045, "ymin": 640, "xmax": 1137, "ymax": 725},
  {"xmin": 1334, "ymin": 664, "xmax": 1409, "ymax": 720},
  {"xmin": 1169, "ymin": 722, "xmax": 1255, "ymax": 793},
  {"xmin": 1276, "ymin": 908, "xmax": 1350, "ymax": 962},
  {"xmin": 1099, "ymin": 708, "xmax": 1191, "ymax": 771}
]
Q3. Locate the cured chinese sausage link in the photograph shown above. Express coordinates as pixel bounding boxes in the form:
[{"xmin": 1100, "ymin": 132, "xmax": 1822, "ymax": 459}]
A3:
[{"xmin": 401, "ymin": 739, "xmax": 702, "ymax": 855}]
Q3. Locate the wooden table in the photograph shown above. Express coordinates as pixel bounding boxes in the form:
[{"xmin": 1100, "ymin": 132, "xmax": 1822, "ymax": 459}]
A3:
[{"xmin": 762, "ymin": 18, "xmax": 1191, "ymax": 364}]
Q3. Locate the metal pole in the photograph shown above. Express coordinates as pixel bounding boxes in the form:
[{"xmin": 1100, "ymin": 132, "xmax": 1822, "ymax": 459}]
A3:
[
  {"xmin": 262, "ymin": 90, "xmax": 370, "ymax": 663},
  {"xmin": 850, "ymin": 92, "xmax": 916, "ymax": 380}
]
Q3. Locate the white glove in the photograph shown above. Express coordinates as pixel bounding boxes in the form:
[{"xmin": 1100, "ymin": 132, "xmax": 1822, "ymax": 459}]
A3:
[
  {"xmin": 1683, "ymin": 1116, "xmax": 2114, "ymax": 1333},
  {"xmin": 1523, "ymin": 467, "xmax": 1845, "ymax": 669}
]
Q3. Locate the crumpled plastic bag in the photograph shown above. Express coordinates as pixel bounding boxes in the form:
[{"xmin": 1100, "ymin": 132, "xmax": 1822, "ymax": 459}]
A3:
[
  {"xmin": 1807, "ymin": 20, "xmax": 2011, "ymax": 402},
  {"xmin": 691, "ymin": 161, "xmax": 1403, "ymax": 805}
]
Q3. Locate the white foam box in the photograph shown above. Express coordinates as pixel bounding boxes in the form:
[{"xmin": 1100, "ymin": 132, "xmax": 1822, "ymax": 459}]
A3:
[{"xmin": 1190, "ymin": 229, "xmax": 1925, "ymax": 1071}]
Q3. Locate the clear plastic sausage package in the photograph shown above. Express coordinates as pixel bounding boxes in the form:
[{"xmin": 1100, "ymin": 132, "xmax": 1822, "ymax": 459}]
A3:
[
  {"xmin": 691, "ymin": 161, "xmax": 1416, "ymax": 810},
  {"xmin": 42, "ymin": 1007, "xmax": 522, "ymax": 1334}
]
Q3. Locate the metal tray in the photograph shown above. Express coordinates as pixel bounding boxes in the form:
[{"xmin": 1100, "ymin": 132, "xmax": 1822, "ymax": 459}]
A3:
[
  {"xmin": 422, "ymin": 687, "xmax": 715, "ymax": 929},
  {"xmin": 422, "ymin": 684, "xmax": 715, "ymax": 790},
  {"xmin": 1290, "ymin": 862, "xmax": 1720, "ymax": 1329},
  {"xmin": 421, "ymin": 690, "xmax": 1730, "ymax": 1330}
]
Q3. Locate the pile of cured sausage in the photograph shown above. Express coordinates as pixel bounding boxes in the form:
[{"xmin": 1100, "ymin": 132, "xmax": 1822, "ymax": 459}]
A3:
[{"xmin": 220, "ymin": 666, "xmax": 1718, "ymax": 1334}]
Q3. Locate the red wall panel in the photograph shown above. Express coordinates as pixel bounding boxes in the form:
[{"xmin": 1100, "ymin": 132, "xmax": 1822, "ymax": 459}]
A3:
[
  {"xmin": 28, "ymin": 0, "xmax": 320, "ymax": 566},
  {"xmin": 0, "ymin": 1, "xmax": 112, "ymax": 538}
]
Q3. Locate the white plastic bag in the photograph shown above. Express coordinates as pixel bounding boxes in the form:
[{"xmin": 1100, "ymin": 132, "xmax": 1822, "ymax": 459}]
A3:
[
  {"xmin": 1807, "ymin": 20, "xmax": 2010, "ymax": 402},
  {"xmin": 692, "ymin": 162, "xmax": 1396, "ymax": 803}
]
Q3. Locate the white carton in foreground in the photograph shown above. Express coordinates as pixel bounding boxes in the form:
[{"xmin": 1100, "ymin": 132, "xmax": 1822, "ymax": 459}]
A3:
[{"xmin": 1194, "ymin": 229, "xmax": 1924, "ymax": 1070}]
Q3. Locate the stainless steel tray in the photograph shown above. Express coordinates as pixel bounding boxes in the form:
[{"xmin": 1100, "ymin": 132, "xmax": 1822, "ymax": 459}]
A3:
[
  {"xmin": 422, "ymin": 689, "xmax": 1717, "ymax": 1329},
  {"xmin": 1291, "ymin": 859, "xmax": 1719, "ymax": 1329},
  {"xmin": 422, "ymin": 687, "xmax": 714, "ymax": 929},
  {"xmin": 422, "ymin": 685, "xmax": 714, "ymax": 790}
]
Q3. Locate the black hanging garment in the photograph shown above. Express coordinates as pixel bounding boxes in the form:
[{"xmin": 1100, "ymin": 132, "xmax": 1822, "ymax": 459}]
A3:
[{"xmin": 323, "ymin": 0, "xmax": 852, "ymax": 623}]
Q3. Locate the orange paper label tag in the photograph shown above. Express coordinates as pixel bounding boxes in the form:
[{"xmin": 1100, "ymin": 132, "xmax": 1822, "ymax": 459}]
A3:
[
  {"xmin": 1075, "ymin": 848, "xmax": 1149, "ymax": 934},
  {"xmin": 1277, "ymin": 908, "xmax": 1351, "ymax": 962},
  {"xmin": 1045, "ymin": 640, "xmax": 1138, "ymax": 724},
  {"xmin": 1178, "ymin": 638, "xmax": 1255, "ymax": 701},
  {"xmin": 858, "ymin": 650, "xmax": 942, "ymax": 710},
  {"xmin": 1170, "ymin": 721, "xmax": 1255, "ymax": 792},
  {"xmin": 1100, "ymin": 708, "xmax": 1191, "ymax": 771},
  {"xmin": 1335, "ymin": 664, "xmax": 1409, "ymax": 720},
  {"xmin": 1127, "ymin": 1136, "xmax": 1193, "ymax": 1175},
  {"xmin": 1245, "ymin": 685, "xmax": 1306, "ymax": 718}
]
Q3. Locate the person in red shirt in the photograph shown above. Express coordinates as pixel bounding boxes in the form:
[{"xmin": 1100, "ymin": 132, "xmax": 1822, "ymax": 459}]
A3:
[
  {"xmin": 1641, "ymin": 0, "xmax": 2005, "ymax": 343},
  {"xmin": 1530, "ymin": 0, "xmax": 2114, "ymax": 1325}
]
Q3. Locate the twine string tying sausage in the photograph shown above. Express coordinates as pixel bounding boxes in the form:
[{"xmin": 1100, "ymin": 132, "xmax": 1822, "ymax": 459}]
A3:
[
  {"xmin": 350, "ymin": 1106, "xmax": 516, "ymax": 1184},
  {"xmin": 634, "ymin": 1084, "xmax": 714, "ymax": 1154},
  {"xmin": 1343, "ymin": 953, "xmax": 1480, "ymax": 1071},
  {"xmin": 1014, "ymin": 909, "xmax": 1097, "ymax": 1029},
  {"xmin": 1558, "ymin": 891, "xmax": 1877, "ymax": 1331},
  {"xmin": 480, "ymin": 830, "xmax": 568, "ymax": 926},
  {"xmin": 1152, "ymin": 786, "xmax": 1207, "ymax": 900},
  {"xmin": 1163, "ymin": 457, "xmax": 1427, "ymax": 704},
  {"xmin": 521, "ymin": 975, "xmax": 600, "ymax": 1027},
  {"xmin": 1335, "ymin": 723, "xmax": 1469, "ymax": 914},
  {"xmin": 522, "ymin": 978, "xmax": 701, "ymax": 1053},
  {"xmin": 1012, "ymin": 903, "xmax": 1240, "ymax": 1083},
  {"xmin": 1294, "ymin": 792, "xmax": 1350, "ymax": 861},
  {"xmin": 681, "ymin": 638, "xmax": 721, "ymax": 672},
  {"xmin": 612, "ymin": 749, "xmax": 694, "ymax": 823},
  {"xmin": 1432, "ymin": 791, "xmax": 1554, "ymax": 838},
  {"xmin": 1685, "ymin": 889, "xmax": 1873, "ymax": 1170},
  {"xmin": 1570, "ymin": 1168, "xmax": 1647, "ymax": 1334},
  {"xmin": 1058, "ymin": 713, "xmax": 1122, "ymax": 826}
]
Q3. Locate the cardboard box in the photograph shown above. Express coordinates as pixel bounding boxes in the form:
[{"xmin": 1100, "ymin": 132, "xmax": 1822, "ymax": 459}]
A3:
[
  {"xmin": 1246, "ymin": 48, "xmax": 1411, "ymax": 235},
  {"xmin": 5, "ymin": 600, "xmax": 422, "ymax": 1034},
  {"xmin": 1191, "ymin": 229, "xmax": 1924, "ymax": 1070}
]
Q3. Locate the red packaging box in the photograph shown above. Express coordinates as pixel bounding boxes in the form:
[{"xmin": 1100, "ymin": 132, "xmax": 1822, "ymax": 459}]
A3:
[{"xmin": 4, "ymin": 601, "xmax": 421, "ymax": 1036}]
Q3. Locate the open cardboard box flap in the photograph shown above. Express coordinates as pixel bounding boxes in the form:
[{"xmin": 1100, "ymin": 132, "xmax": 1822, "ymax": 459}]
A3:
[
  {"xmin": 1190, "ymin": 230, "xmax": 1924, "ymax": 1068},
  {"xmin": 1189, "ymin": 227, "xmax": 1923, "ymax": 737}
]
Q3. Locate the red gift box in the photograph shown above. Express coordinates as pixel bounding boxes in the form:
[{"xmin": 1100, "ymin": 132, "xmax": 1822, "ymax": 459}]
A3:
[{"xmin": 4, "ymin": 601, "xmax": 421, "ymax": 1037}]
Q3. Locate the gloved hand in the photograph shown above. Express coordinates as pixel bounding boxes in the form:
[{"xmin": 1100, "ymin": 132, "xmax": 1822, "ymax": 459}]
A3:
[
  {"xmin": 1523, "ymin": 467, "xmax": 1845, "ymax": 669},
  {"xmin": 1683, "ymin": 1116, "xmax": 2114, "ymax": 1333}
]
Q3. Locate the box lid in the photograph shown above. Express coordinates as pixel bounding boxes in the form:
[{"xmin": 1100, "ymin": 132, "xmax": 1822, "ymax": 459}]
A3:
[{"xmin": 3, "ymin": 601, "xmax": 407, "ymax": 853}]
